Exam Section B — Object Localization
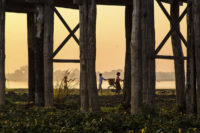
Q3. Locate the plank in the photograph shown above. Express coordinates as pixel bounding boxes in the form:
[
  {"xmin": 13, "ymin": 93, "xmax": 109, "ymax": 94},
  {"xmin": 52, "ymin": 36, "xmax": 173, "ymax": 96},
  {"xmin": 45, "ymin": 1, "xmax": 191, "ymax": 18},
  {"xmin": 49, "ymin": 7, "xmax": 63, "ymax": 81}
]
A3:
[
  {"xmin": 155, "ymin": 55, "xmax": 187, "ymax": 60},
  {"xmin": 53, "ymin": 59, "xmax": 80, "ymax": 63}
]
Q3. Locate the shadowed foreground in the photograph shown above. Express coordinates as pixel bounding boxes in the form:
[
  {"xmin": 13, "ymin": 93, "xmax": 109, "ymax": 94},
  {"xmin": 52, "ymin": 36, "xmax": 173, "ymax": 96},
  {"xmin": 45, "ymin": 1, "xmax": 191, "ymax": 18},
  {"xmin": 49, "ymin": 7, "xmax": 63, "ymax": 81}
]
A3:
[{"xmin": 0, "ymin": 89, "xmax": 199, "ymax": 133}]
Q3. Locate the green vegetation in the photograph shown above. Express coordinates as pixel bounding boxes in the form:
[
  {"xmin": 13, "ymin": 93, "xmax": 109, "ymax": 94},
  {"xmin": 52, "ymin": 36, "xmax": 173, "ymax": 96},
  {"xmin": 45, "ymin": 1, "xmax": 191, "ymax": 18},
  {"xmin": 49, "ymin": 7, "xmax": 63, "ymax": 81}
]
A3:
[{"xmin": 0, "ymin": 89, "xmax": 200, "ymax": 133}]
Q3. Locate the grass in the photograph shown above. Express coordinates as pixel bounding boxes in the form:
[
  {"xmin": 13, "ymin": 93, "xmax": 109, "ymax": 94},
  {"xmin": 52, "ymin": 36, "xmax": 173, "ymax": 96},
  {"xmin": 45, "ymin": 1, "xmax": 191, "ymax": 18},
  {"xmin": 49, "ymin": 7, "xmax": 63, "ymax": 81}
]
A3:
[{"xmin": 1, "ymin": 89, "xmax": 200, "ymax": 133}]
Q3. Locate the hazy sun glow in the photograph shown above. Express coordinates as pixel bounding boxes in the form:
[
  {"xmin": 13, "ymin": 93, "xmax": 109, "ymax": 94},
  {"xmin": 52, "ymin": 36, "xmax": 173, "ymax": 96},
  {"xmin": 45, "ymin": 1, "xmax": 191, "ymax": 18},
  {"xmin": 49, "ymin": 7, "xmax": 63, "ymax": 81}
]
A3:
[{"xmin": 5, "ymin": 3, "xmax": 187, "ymax": 74}]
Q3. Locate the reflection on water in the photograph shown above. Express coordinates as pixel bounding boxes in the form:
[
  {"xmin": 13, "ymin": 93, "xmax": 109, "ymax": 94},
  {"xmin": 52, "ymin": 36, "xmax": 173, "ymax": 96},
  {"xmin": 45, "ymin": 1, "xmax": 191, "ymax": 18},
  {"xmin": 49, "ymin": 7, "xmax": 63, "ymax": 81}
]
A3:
[{"xmin": 6, "ymin": 81, "xmax": 175, "ymax": 89}]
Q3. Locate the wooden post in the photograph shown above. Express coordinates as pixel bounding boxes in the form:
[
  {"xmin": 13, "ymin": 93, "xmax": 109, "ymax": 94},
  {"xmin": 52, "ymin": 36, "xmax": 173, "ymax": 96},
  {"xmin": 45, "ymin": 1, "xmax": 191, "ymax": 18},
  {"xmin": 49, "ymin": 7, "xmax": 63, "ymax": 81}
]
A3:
[
  {"xmin": 43, "ymin": 2, "xmax": 54, "ymax": 106},
  {"xmin": 79, "ymin": 0, "xmax": 100, "ymax": 112},
  {"xmin": 142, "ymin": 0, "xmax": 156, "ymax": 106},
  {"xmin": 34, "ymin": 6, "xmax": 44, "ymax": 106},
  {"xmin": 79, "ymin": 1, "xmax": 89, "ymax": 112},
  {"xmin": 186, "ymin": 0, "xmax": 197, "ymax": 118},
  {"xmin": 193, "ymin": 0, "xmax": 200, "ymax": 118},
  {"xmin": 86, "ymin": 0, "xmax": 100, "ymax": 112},
  {"xmin": 27, "ymin": 12, "xmax": 36, "ymax": 103},
  {"xmin": 123, "ymin": 5, "xmax": 132, "ymax": 107},
  {"xmin": 131, "ymin": 0, "xmax": 143, "ymax": 114},
  {"xmin": 170, "ymin": 1, "xmax": 185, "ymax": 109},
  {"xmin": 0, "ymin": 0, "xmax": 5, "ymax": 107}
]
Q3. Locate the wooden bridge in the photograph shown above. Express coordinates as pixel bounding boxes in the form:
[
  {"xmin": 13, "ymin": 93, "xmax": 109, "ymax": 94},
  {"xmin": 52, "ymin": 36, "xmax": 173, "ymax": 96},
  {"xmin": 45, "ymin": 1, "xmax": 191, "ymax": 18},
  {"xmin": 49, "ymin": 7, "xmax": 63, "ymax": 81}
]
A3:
[
  {"xmin": 1, "ymin": 0, "xmax": 200, "ymax": 118},
  {"xmin": 5, "ymin": 0, "xmax": 187, "ymax": 13}
]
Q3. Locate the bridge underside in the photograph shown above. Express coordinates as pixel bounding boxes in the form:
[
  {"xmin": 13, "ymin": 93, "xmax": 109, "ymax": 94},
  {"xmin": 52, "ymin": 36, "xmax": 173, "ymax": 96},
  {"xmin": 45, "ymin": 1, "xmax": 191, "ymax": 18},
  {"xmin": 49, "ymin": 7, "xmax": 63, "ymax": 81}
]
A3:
[{"xmin": 6, "ymin": 0, "xmax": 187, "ymax": 13}]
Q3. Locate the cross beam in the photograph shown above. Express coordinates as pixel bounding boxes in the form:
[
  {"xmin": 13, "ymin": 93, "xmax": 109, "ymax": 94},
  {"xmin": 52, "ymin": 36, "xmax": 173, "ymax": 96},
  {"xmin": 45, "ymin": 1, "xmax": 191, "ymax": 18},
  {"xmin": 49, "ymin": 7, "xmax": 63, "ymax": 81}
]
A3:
[
  {"xmin": 52, "ymin": 23, "xmax": 79, "ymax": 58},
  {"xmin": 155, "ymin": 6, "xmax": 187, "ymax": 55},
  {"xmin": 53, "ymin": 59, "xmax": 80, "ymax": 63},
  {"xmin": 52, "ymin": 8, "xmax": 80, "ymax": 63},
  {"xmin": 156, "ymin": 0, "xmax": 187, "ymax": 48},
  {"xmin": 54, "ymin": 8, "xmax": 79, "ymax": 44},
  {"xmin": 155, "ymin": 55, "xmax": 188, "ymax": 60}
]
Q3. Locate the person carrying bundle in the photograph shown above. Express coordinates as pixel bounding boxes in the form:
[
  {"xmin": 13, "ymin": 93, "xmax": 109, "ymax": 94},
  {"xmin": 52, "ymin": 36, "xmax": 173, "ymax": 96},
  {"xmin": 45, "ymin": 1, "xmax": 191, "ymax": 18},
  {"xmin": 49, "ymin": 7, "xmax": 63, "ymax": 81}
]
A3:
[{"xmin": 115, "ymin": 72, "xmax": 122, "ymax": 94}]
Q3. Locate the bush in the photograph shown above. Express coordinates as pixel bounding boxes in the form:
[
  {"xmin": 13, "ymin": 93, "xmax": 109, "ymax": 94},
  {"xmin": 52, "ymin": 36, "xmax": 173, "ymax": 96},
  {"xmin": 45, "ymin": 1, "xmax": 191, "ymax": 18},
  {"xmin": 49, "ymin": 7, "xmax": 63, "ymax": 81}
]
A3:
[
  {"xmin": 1, "ymin": 105, "xmax": 200, "ymax": 133},
  {"xmin": 54, "ymin": 89, "xmax": 70, "ymax": 104}
]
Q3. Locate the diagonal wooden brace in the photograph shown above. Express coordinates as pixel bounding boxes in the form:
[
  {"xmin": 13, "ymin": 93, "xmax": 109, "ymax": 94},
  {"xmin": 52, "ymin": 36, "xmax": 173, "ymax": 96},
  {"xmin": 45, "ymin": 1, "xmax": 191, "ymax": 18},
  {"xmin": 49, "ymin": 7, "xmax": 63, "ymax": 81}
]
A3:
[
  {"xmin": 155, "ymin": 6, "xmax": 187, "ymax": 55},
  {"xmin": 52, "ymin": 24, "xmax": 79, "ymax": 58},
  {"xmin": 156, "ymin": 0, "xmax": 187, "ymax": 48},
  {"xmin": 54, "ymin": 7, "xmax": 79, "ymax": 45}
]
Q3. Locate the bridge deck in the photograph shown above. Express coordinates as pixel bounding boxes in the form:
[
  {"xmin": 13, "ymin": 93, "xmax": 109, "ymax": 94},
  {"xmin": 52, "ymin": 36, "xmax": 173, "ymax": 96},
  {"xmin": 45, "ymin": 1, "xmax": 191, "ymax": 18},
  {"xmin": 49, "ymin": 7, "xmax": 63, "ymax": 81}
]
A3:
[{"xmin": 6, "ymin": 0, "xmax": 187, "ymax": 13}]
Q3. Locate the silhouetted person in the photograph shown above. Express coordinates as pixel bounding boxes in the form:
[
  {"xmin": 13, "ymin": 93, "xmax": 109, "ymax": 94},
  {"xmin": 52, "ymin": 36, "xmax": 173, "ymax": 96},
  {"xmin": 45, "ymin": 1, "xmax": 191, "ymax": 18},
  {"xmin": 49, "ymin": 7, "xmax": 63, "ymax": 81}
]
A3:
[
  {"xmin": 115, "ymin": 72, "xmax": 122, "ymax": 94},
  {"xmin": 98, "ymin": 73, "xmax": 105, "ymax": 93},
  {"xmin": 63, "ymin": 76, "xmax": 68, "ymax": 90}
]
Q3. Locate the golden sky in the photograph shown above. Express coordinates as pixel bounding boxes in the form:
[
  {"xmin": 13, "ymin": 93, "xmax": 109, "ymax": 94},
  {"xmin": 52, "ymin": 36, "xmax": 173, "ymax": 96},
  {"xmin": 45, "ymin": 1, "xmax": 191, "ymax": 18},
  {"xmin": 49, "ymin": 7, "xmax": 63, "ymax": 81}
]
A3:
[{"xmin": 5, "ymin": 3, "xmax": 187, "ymax": 74}]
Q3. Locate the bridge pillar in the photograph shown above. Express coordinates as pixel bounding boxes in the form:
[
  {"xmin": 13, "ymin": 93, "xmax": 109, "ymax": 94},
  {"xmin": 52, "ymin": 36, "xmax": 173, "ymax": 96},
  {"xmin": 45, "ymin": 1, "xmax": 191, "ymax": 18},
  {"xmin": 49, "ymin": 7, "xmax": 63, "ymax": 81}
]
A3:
[
  {"xmin": 131, "ymin": 0, "xmax": 155, "ymax": 114},
  {"xmin": 193, "ymin": 0, "xmax": 200, "ymax": 118},
  {"xmin": 43, "ymin": 2, "xmax": 54, "ymax": 106},
  {"xmin": 123, "ymin": 5, "xmax": 132, "ymax": 107},
  {"xmin": 27, "ymin": 12, "xmax": 36, "ymax": 103},
  {"xmin": 79, "ymin": 0, "xmax": 100, "ymax": 112},
  {"xmin": 170, "ymin": 0, "xmax": 185, "ymax": 109},
  {"xmin": 186, "ymin": 0, "xmax": 196, "ymax": 118},
  {"xmin": 0, "ymin": 0, "xmax": 5, "ymax": 107}
]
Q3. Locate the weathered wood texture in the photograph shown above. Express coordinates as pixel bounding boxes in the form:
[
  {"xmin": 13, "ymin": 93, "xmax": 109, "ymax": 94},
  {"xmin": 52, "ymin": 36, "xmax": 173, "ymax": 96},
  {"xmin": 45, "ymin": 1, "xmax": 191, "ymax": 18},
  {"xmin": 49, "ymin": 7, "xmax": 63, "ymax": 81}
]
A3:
[
  {"xmin": 186, "ymin": 0, "xmax": 196, "ymax": 117},
  {"xmin": 193, "ymin": 0, "xmax": 200, "ymax": 118},
  {"xmin": 0, "ymin": 0, "xmax": 5, "ymax": 106},
  {"xmin": 86, "ymin": 0, "xmax": 100, "ymax": 112},
  {"xmin": 131, "ymin": 0, "xmax": 143, "ymax": 114},
  {"xmin": 34, "ymin": 6, "xmax": 45, "ymax": 106},
  {"xmin": 27, "ymin": 12, "xmax": 36, "ymax": 102},
  {"xmin": 79, "ymin": 2, "xmax": 89, "ymax": 112},
  {"xmin": 142, "ymin": 0, "xmax": 155, "ymax": 105},
  {"xmin": 43, "ymin": 2, "xmax": 54, "ymax": 106},
  {"xmin": 170, "ymin": 1, "xmax": 185, "ymax": 108},
  {"xmin": 123, "ymin": 5, "xmax": 132, "ymax": 107},
  {"xmin": 79, "ymin": 0, "xmax": 100, "ymax": 112}
]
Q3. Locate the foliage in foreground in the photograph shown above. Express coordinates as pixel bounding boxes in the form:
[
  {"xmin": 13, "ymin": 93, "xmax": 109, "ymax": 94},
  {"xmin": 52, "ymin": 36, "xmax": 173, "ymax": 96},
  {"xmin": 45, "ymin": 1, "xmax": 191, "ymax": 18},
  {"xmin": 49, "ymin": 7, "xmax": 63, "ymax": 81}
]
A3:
[
  {"xmin": 1, "ymin": 89, "xmax": 200, "ymax": 133},
  {"xmin": 0, "ymin": 105, "xmax": 200, "ymax": 133}
]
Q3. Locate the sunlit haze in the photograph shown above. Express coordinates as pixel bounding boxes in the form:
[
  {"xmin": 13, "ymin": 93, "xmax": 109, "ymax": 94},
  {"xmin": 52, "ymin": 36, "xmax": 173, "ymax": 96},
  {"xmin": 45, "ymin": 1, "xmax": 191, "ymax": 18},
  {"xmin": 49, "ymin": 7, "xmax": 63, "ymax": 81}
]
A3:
[{"xmin": 5, "ymin": 3, "xmax": 187, "ymax": 74}]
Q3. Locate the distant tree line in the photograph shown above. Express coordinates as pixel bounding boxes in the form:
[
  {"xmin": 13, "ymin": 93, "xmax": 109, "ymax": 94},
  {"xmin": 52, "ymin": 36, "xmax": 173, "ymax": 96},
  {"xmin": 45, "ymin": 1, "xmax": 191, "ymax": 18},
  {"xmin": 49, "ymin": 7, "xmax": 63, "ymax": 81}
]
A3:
[
  {"xmin": 6, "ymin": 66, "xmax": 80, "ymax": 82},
  {"xmin": 6, "ymin": 66, "xmax": 175, "ymax": 82}
]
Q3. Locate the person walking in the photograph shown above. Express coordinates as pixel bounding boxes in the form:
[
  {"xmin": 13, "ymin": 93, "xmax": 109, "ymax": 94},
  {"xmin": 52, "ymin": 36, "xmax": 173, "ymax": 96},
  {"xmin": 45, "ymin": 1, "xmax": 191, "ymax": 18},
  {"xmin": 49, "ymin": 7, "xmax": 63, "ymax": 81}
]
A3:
[
  {"xmin": 115, "ymin": 72, "xmax": 122, "ymax": 94},
  {"xmin": 99, "ymin": 73, "xmax": 105, "ymax": 93}
]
